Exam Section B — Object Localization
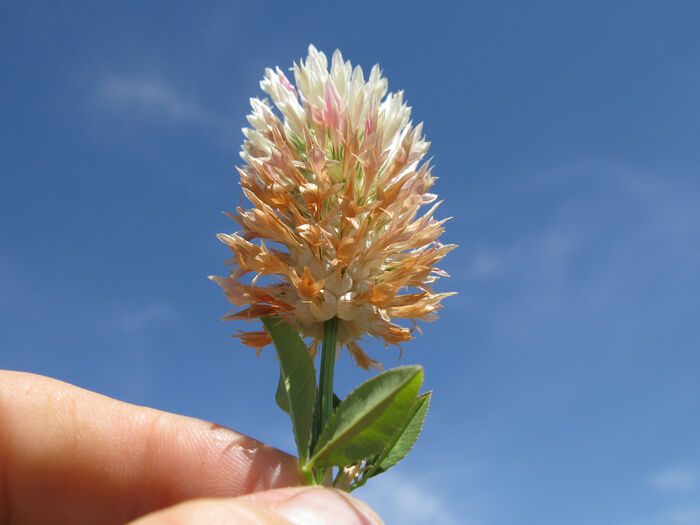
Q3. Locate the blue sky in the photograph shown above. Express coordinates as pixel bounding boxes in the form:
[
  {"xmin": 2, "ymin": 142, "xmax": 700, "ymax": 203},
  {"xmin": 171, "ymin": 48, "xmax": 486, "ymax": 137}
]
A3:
[{"xmin": 2, "ymin": 2, "xmax": 700, "ymax": 524}]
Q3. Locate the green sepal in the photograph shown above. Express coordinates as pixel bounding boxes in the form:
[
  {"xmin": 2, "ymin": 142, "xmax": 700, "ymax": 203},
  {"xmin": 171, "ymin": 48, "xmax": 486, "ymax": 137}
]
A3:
[
  {"xmin": 308, "ymin": 365, "xmax": 423, "ymax": 468},
  {"xmin": 262, "ymin": 316, "xmax": 316, "ymax": 463}
]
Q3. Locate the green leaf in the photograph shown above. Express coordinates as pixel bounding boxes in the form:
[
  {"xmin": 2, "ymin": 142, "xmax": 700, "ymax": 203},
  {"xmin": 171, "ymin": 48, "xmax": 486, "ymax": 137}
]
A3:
[
  {"xmin": 275, "ymin": 370, "xmax": 290, "ymax": 415},
  {"xmin": 262, "ymin": 316, "xmax": 316, "ymax": 463},
  {"xmin": 367, "ymin": 391, "xmax": 432, "ymax": 478},
  {"xmin": 309, "ymin": 365, "xmax": 423, "ymax": 468}
]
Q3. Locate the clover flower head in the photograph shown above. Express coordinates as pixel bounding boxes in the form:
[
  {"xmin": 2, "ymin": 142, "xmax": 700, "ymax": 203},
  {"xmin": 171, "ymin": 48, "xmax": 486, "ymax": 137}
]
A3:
[{"xmin": 211, "ymin": 45, "xmax": 455, "ymax": 369}]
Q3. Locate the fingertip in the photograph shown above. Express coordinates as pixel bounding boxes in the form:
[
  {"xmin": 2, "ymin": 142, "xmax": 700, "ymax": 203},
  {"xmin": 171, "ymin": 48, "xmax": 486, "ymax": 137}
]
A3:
[
  {"xmin": 127, "ymin": 498, "xmax": 292, "ymax": 525},
  {"xmin": 128, "ymin": 488, "xmax": 384, "ymax": 525},
  {"xmin": 269, "ymin": 487, "xmax": 384, "ymax": 525}
]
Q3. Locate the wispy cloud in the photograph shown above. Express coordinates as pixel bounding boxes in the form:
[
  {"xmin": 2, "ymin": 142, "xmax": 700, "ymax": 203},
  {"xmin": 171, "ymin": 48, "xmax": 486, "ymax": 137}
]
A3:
[
  {"xmin": 95, "ymin": 74, "xmax": 229, "ymax": 130},
  {"xmin": 466, "ymin": 251, "xmax": 506, "ymax": 280},
  {"xmin": 649, "ymin": 465, "xmax": 698, "ymax": 493},
  {"xmin": 459, "ymin": 160, "xmax": 700, "ymax": 343},
  {"xmin": 625, "ymin": 505, "xmax": 700, "ymax": 525},
  {"xmin": 117, "ymin": 301, "xmax": 176, "ymax": 334},
  {"xmin": 357, "ymin": 470, "xmax": 476, "ymax": 525},
  {"xmin": 665, "ymin": 506, "xmax": 700, "ymax": 525}
]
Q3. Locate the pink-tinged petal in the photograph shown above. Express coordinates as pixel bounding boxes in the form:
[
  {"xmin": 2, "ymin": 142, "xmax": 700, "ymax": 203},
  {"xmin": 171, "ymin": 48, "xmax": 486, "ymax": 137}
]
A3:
[
  {"xmin": 364, "ymin": 102, "xmax": 377, "ymax": 136},
  {"xmin": 322, "ymin": 82, "xmax": 343, "ymax": 132},
  {"xmin": 278, "ymin": 70, "xmax": 297, "ymax": 97}
]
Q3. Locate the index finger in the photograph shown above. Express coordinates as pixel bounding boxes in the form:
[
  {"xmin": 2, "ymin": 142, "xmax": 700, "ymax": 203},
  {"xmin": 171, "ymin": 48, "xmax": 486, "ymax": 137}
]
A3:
[{"xmin": 0, "ymin": 371, "xmax": 302, "ymax": 525}]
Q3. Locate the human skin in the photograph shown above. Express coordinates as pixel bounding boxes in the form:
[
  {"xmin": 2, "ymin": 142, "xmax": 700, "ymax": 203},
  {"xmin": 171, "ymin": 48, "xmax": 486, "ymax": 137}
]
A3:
[{"xmin": 0, "ymin": 371, "xmax": 382, "ymax": 524}]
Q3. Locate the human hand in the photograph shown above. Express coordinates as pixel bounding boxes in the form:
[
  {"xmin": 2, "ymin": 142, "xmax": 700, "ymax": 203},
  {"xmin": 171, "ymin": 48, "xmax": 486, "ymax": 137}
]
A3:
[{"xmin": 0, "ymin": 371, "xmax": 383, "ymax": 524}]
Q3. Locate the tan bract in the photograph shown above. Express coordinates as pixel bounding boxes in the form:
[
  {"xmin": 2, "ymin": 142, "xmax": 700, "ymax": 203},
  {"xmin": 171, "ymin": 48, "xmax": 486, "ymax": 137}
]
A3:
[{"xmin": 211, "ymin": 45, "xmax": 455, "ymax": 369}]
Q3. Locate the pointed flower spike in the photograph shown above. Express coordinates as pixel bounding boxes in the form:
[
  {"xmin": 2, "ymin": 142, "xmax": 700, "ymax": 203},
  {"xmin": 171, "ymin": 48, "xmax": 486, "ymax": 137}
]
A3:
[{"xmin": 211, "ymin": 45, "xmax": 456, "ymax": 368}]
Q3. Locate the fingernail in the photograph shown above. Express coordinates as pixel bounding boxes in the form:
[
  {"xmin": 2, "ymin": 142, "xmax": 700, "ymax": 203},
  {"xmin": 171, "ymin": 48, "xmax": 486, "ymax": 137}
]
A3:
[{"xmin": 273, "ymin": 487, "xmax": 383, "ymax": 525}]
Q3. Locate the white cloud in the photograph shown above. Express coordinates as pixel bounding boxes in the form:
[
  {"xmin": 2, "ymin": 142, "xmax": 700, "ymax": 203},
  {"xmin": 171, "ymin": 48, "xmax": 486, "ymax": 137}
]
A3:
[
  {"xmin": 96, "ymin": 75, "xmax": 222, "ymax": 128},
  {"xmin": 663, "ymin": 506, "xmax": 700, "ymax": 525},
  {"xmin": 460, "ymin": 160, "xmax": 700, "ymax": 344},
  {"xmin": 624, "ymin": 505, "xmax": 700, "ymax": 525},
  {"xmin": 92, "ymin": 73, "xmax": 241, "ymax": 152},
  {"xmin": 356, "ymin": 470, "xmax": 476, "ymax": 525},
  {"xmin": 467, "ymin": 251, "xmax": 506, "ymax": 279},
  {"xmin": 650, "ymin": 466, "xmax": 698, "ymax": 493},
  {"xmin": 117, "ymin": 301, "xmax": 176, "ymax": 334}
]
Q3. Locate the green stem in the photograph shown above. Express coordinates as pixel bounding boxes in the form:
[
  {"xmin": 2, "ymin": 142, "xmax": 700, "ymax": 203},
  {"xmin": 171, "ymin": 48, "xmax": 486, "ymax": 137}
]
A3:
[
  {"xmin": 305, "ymin": 317, "xmax": 339, "ymax": 484},
  {"xmin": 300, "ymin": 464, "xmax": 316, "ymax": 485},
  {"xmin": 314, "ymin": 317, "xmax": 339, "ymax": 448}
]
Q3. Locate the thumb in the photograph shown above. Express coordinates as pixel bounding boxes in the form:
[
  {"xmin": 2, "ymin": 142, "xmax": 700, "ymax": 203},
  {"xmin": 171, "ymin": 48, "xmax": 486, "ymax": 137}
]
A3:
[{"xmin": 128, "ymin": 486, "xmax": 384, "ymax": 525}]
